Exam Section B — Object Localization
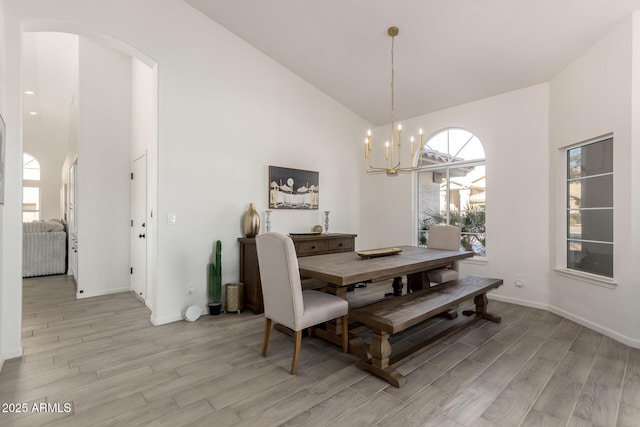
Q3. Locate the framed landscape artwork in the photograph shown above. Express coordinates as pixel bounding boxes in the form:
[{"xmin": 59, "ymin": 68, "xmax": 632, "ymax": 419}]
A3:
[
  {"xmin": 0, "ymin": 114, "xmax": 5, "ymax": 205},
  {"xmin": 268, "ymin": 166, "xmax": 319, "ymax": 209}
]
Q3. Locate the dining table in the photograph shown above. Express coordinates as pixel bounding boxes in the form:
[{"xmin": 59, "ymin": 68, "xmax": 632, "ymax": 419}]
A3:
[
  {"xmin": 296, "ymin": 245, "xmax": 474, "ymax": 350},
  {"xmin": 298, "ymin": 245, "xmax": 473, "ymax": 295}
]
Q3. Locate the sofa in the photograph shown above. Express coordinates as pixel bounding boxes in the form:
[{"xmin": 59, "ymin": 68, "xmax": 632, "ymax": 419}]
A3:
[{"xmin": 23, "ymin": 219, "xmax": 67, "ymax": 278}]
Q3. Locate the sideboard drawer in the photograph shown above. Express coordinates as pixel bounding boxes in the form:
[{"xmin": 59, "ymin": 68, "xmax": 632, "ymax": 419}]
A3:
[
  {"xmin": 297, "ymin": 240, "xmax": 329, "ymax": 256},
  {"xmin": 328, "ymin": 238, "xmax": 354, "ymax": 252}
]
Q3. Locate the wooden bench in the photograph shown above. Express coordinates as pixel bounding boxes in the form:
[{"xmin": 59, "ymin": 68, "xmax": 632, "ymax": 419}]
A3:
[{"xmin": 349, "ymin": 275, "xmax": 503, "ymax": 387}]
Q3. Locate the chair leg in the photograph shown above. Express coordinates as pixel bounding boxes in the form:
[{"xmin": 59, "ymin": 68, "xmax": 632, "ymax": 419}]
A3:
[
  {"xmin": 290, "ymin": 330, "xmax": 302, "ymax": 375},
  {"xmin": 341, "ymin": 315, "xmax": 349, "ymax": 353},
  {"xmin": 261, "ymin": 318, "xmax": 272, "ymax": 357}
]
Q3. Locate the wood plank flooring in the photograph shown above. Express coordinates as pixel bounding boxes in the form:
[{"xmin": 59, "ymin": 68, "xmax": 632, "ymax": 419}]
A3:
[{"xmin": 0, "ymin": 275, "xmax": 638, "ymax": 426}]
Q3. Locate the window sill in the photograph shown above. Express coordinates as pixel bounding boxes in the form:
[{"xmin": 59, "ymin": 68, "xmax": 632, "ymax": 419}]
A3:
[
  {"xmin": 461, "ymin": 256, "xmax": 488, "ymax": 266},
  {"xmin": 553, "ymin": 268, "xmax": 617, "ymax": 289}
]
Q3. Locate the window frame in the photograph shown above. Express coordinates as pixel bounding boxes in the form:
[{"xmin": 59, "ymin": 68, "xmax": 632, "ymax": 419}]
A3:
[
  {"xmin": 414, "ymin": 128, "xmax": 486, "ymax": 259},
  {"xmin": 555, "ymin": 133, "xmax": 616, "ymax": 286}
]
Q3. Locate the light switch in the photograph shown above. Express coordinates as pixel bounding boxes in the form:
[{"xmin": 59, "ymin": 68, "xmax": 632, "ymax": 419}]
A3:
[{"xmin": 167, "ymin": 214, "xmax": 177, "ymax": 225}]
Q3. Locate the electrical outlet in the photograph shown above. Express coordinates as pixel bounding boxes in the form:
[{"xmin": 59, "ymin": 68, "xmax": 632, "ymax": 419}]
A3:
[{"xmin": 515, "ymin": 274, "xmax": 524, "ymax": 287}]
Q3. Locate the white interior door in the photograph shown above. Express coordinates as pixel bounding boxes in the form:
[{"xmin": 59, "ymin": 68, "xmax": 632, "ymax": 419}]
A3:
[{"xmin": 131, "ymin": 154, "xmax": 147, "ymax": 299}]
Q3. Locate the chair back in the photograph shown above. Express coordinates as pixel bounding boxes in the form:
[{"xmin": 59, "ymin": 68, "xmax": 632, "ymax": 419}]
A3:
[
  {"xmin": 255, "ymin": 232, "xmax": 303, "ymax": 329},
  {"xmin": 427, "ymin": 225, "xmax": 461, "ymax": 251}
]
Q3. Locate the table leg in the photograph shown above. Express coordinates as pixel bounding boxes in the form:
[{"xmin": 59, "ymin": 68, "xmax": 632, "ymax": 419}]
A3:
[
  {"xmin": 310, "ymin": 284, "xmax": 369, "ymax": 359},
  {"xmin": 392, "ymin": 277, "xmax": 404, "ymax": 296},
  {"xmin": 406, "ymin": 271, "xmax": 426, "ymax": 292},
  {"xmin": 323, "ymin": 285, "xmax": 347, "ymax": 334}
]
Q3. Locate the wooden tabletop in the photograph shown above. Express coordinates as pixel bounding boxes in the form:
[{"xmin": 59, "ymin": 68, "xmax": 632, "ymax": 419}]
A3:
[{"xmin": 297, "ymin": 245, "xmax": 473, "ymax": 286}]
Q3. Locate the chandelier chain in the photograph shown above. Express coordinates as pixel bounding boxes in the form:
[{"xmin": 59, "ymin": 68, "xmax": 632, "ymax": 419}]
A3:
[{"xmin": 390, "ymin": 33, "xmax": 395, "ymax": 145}]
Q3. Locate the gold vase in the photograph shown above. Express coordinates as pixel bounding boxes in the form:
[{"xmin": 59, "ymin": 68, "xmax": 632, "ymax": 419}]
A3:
[{"xmin": 242, "ymin": 203, "xmax": 260, "ymax": 238}]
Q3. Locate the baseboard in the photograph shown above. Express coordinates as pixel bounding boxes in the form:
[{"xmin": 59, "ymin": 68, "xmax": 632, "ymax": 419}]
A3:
[
  {"xmin": 1, "ymin": 346, "xmax": 24, "ymax": 367},
  {"xmin": 487, "ymin": 293, "xmax": 640, "ymax": 349},
  {"xmin": 548, "ymin": 304, "xmax": 640, "ymax": 349},
  {"xmin": 487, "ymin": 293, "xmax": 549, "ymax": 311},
  {"xmin": 150, "ymin": 313, "xmax": 184, "ymax": 326},
  {"xmin": 76, "ymin": 287, "xmax": 130, "ymax": 299}
]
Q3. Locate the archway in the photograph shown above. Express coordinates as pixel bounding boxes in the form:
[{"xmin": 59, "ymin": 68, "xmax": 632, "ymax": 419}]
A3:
[{"xmin": 9, "ymin": 22, "xmax": 159, "ymax": 358}]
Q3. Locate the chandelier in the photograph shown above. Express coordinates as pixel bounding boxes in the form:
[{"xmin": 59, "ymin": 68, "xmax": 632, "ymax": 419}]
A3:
[{"xmin": 364, "ymin": 26, "xmax": 424, "ymax": 176}]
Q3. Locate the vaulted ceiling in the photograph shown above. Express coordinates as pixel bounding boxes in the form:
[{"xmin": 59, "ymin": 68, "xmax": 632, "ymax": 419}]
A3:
[
  {"xmin": 21, "ymin": 2, "xmax": 640, "ymax": 129},
  {"xmin": 185, "ymin": 0, "xmax": 640, "ymax": 125}
]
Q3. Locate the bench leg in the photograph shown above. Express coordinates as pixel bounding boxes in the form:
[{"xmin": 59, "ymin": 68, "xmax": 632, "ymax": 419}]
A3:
[
  {"xmin": 462, "ymin": 293, "xmax": 502, "ymax": 323},
  {"xmin": 356, "ymin": 329, "xmax": 406, "ymax": 388}
]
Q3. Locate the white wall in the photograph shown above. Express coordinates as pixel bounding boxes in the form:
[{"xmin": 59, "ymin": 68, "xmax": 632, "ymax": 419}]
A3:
[
  {"xmin": 362, "ymin": 84, "xmax": 552, "ymax": 308},
  {"xmin": 61, "ymin": 38, "xmax": 79, "ymax": 224},
  {"xmin": 76, "ymin": 36, "xmax": 132, "ymax": 298},
  {"xmin": 549, "ymin": 15, "xmax": 640, "ymax": 346},
  {"xmin": 131, "ymin": 57, "xmax": 157, "ymax": 308},
  {"xmin": 151, "ymin": 5, "xmax": 366, "ymax": 322},
  {"xmin": 632, "ymin": 12, "xmax": 640, "ymax": 349},
  {"xmin": 0, "ymin": 0, "xmax": 7, "ymax": 369},
  {"xmin": 632, "ymin": 11, "xmax": 640, "ymax": 347},
  {"xmin": 1, "ymin": 0, "xmax": 24, "ymax": 360},
  {"xmin": 1, "ymin": 0, "xmax": 367, "ymax": 343}
]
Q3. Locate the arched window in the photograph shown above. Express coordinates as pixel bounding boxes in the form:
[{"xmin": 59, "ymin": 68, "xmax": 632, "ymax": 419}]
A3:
[
  {"xmin": 416, "ymin": 128, "xmax": 486, "ymax": 256},
  {"xmin": 23, "ymin": 153, "xmax": 41, "ymax": 222}
]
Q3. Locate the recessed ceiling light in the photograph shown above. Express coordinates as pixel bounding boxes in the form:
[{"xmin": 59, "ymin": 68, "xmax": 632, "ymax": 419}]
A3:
[
  {"xmin": 24, "ymin": 90, "xmax": 35, "ymax": 95},
  {"xmin": 28, "ymin": 111, "xmax": 38, "ymax": 115}
]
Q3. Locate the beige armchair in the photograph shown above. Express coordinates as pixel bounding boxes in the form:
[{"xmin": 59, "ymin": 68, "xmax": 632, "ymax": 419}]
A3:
[{"xmin": 255, "ymin": 232, "xmax": 349, "ymax": 374}]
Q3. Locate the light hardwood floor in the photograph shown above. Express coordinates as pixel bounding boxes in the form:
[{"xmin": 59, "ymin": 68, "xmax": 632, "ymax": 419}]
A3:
[{"xmin": 1, "ymin": 275, "xmax": 638, "ymax": 426}]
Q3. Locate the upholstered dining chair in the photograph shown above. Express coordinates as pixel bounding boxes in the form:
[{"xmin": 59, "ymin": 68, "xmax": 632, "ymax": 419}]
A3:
[
  {"xmin": 426, "ymin": 224, "xmax": 462, "ymax": 284},
  {"xmin": 255, "ymin": 232, "xmax": 349, "ymax": 374}
]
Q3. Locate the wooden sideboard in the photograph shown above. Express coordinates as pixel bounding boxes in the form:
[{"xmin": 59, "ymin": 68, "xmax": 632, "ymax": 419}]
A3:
[{"xmin": 238, "ymin": 233, "xmax": 357, "ymax": 314}]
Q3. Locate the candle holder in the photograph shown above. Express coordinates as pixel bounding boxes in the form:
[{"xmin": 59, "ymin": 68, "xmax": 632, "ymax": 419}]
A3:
[
  {"xmin": 265, "ymin": 210, "xmax": 272, "ymax": 232},
  {"xmin": 323, "ymin": 211, "xmax": 330, "ymax": 234}
]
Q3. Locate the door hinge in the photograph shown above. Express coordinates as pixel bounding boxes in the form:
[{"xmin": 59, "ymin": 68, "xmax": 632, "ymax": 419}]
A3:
[
  {"xmin": 131, "ymin": 172, "xmax": 134, "ymax": 180},
  {"xmin": 130, "ymin": 267, "xmax": 133, "ymax": 274},
  {"xmin": 131, "ymin": 219, "xmax": 134, "ymax": 227}
]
